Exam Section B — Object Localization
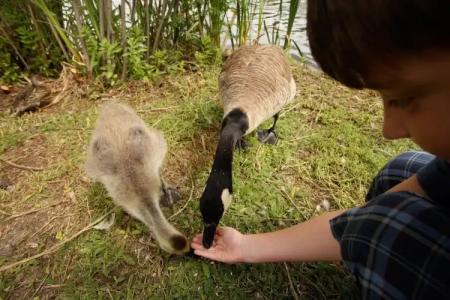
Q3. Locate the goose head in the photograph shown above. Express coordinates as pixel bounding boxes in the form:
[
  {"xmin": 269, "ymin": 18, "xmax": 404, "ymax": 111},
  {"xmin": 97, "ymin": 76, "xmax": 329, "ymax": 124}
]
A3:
[{"xmin": 200, "ymin": 167, "xmax": 234, "ymax": 248}]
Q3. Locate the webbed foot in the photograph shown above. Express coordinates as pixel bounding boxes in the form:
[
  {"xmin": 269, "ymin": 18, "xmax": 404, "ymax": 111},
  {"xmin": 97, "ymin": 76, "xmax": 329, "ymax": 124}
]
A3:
[
  {"xmin": 256, "ymin": 129, "xmax": 278, "ymax": 145},
  {"xmin": 235, "ymin": 138, "xmax": 250, "ymax": 151},
  {"xmin": 160, "ymin": 186, "xmax": 182, "ymax": 207}
]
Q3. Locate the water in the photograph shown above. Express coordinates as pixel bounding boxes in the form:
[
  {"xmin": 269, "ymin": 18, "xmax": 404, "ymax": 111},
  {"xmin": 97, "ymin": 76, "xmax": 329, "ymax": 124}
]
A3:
[
  {"xmin": 227, "ymin": 1, "xmax": 316, "ymax": 68},
  {"xmin": 111, "ymin": 0, "xmax": 315, "ymax": 66}
]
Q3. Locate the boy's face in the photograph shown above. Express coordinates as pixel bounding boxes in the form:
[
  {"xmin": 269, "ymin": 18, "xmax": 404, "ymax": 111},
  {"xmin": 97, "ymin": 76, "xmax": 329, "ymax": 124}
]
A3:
[{"xmin": 368, "ymin": 50, "xmax": 450, "ymax": 159}]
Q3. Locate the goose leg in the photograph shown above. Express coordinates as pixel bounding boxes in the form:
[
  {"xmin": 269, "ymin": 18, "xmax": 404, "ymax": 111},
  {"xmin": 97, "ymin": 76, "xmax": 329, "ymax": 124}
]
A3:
[
  {"xmin": 256, "ymin": 113, "xmax": 279, "ymax": 145},
  {"xmin": 160, "ymin": 179, "xmax": 182, "ymax": 207},
  {"xmin": 235, "ymin": 137, "xmax": 250, "ymax": 150}
]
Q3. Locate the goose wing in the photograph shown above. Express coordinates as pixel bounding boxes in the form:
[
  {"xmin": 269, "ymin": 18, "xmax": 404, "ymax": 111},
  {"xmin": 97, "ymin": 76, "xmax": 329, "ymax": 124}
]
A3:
[{"xmin": 219, "ymin": 45, "xmax": 296, "ymax": 133}]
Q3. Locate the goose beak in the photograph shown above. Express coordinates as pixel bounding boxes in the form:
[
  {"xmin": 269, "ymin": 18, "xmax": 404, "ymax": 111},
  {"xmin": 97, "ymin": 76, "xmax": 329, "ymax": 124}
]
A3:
[{"xmin": 202, "ymin": 223, "xmax": 217, "ymax": 249}]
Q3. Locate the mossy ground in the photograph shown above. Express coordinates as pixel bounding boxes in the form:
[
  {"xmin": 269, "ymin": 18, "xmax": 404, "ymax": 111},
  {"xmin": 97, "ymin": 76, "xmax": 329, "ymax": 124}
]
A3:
[{"xmin": 0, "ymin": 63, "xmax": 415, "ymax": 299}]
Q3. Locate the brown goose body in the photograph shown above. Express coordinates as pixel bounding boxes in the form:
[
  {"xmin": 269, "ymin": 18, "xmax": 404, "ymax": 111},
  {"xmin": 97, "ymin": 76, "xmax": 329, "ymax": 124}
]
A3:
[
  {"xmin": 200, "ymin": 45, "xmax": 296, "ymax": 248},
  {"xmin": 85, "ymin": 102, "xmax": 189, "ymax": 255},
  {"xmin": 220, "ymin": 44, "xmax": 296, "ymax": 133}
]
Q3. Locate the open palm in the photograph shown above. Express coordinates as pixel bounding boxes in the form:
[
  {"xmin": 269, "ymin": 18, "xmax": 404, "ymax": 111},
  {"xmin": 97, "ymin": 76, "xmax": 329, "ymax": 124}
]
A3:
[{"xmin": 191, "ymin": 227, "xmax": 246, "ymax": 264}]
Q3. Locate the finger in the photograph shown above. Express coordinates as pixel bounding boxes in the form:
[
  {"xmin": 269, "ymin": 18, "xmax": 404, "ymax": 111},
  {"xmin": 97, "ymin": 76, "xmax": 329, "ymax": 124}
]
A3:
[
  {"xmin": 192, "ymin": 234, "xmax": 203, "ymax": 243},
  {"xmin": 191, "ymin": 240, "xmax": 206, "ymax": 250},
  {"xmin": 216, "ymin": 226, "xmax": 233, "ymax": 236},
  {"xmin": 193, "ymin": 233, "xmax": 203, "ymax": 240},
  {"xmin": 194, "ymin": 249, "xmax": 223, "ymax": 262}
]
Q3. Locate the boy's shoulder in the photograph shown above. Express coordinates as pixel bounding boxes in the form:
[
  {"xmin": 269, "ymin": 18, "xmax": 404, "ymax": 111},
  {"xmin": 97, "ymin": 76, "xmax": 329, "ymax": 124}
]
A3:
[{"xmin": 417, "ymin": 157, "xmax": 450, "ymax": 208}]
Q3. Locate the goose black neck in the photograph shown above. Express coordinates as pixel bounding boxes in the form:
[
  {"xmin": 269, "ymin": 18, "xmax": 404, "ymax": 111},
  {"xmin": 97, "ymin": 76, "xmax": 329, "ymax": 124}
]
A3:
[{"xmin": 211, "ymin": 109, "xmax": 249, "ymax": 174}]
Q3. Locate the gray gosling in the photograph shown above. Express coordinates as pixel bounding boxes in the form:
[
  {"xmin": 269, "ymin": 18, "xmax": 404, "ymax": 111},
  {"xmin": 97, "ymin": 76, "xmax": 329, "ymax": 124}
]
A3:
[{"xmin": 85, "ymin": 102, "xmax": 189, "ymax": 255}]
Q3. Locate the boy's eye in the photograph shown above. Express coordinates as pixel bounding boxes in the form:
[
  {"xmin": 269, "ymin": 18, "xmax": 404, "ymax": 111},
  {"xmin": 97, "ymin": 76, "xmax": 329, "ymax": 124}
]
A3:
[{"xmin": 387, "ymin": 97, "xmax": 415, "ymax": 108}]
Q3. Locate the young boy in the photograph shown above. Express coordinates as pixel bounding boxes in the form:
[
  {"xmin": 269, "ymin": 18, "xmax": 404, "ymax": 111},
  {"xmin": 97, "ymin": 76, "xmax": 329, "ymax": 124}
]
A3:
[{"xmin": 191, "ymin": 1, "xmax": 450, "ymax": 298}]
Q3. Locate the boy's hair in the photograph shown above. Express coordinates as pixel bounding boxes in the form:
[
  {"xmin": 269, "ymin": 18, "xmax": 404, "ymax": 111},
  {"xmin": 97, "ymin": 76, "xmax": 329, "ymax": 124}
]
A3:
[{"xmin": 307, "ymin": 0, "xmax": 450, "ymax": 89}]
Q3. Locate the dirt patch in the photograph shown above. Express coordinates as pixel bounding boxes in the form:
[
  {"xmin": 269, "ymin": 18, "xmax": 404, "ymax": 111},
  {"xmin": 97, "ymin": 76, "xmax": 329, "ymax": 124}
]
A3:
[
  {"xmin": 0, "ymin": 132, "xmax": 88, "ymax": 268},
  {"xmin": 0, "ymin": 134, "xmax": 51, "ymax": 187},
  {"xmin": 0, "ymin": 179, "xmax": 79, "ymax": 262},
  {"xmin": 0, "ymin": 92, "xmax": 15, "ymax": 113},
  {"xmin": 1, "ymin": 208, "xmax": 58, "ymax": 259}
]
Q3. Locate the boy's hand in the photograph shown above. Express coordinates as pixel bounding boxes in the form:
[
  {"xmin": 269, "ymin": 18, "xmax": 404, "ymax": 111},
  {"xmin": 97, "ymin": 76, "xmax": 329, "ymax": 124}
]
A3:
[{"xmin": 191, "ymin": 227, "xmax": 246, "ymax": 263}]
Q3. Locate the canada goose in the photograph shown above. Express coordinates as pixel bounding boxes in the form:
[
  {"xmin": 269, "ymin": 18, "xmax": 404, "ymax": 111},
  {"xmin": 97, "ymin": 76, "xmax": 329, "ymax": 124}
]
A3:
[
  {"xmin": 200, "ymin": 45, "xmax": 296, "ymax": 248},
  {"xmin": 85, "ymin": 102, "xmax": 189, "ymax": 255}
]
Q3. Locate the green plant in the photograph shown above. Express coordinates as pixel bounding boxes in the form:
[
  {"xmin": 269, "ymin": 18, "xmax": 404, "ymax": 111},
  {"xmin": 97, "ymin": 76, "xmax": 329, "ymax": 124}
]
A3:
[
  {"xmin": 98, "ymin": 39, "xmax": 122, "ymax": 85},
  {"xmin": 16, "ymin": 25, "xmax": 55, "ymax": 76},
  {"xmin": 151, "ymin": 50, "xmax": 184, "ymax": 74},
  {"xmin": 0, "ymin": 0, "xmax": 306, "ymax": 82},
  {"xmin": 256, "ymin": 0, "xmax": 267, "ymax": 41},
  {"xmin": 236, "ymin": 0, "xmax": 251, "ymax": 46},
  {"xmin": 0, "ymin": 51, "xmax": 21, "ymax": 83},
  {"xmin": 125, "ymin": 26, "xmax": 155, "ymax": 80},
  {"xmin": 194, "ymin": 35, "xmax": 222, "ymax": 67},
  {"xmin": 33, "ymin": 0, "xmax": 80, "ymax": 61},
  {"xmin": 207, "ymin": 0, "xmax": 228, "ymax": 47}
]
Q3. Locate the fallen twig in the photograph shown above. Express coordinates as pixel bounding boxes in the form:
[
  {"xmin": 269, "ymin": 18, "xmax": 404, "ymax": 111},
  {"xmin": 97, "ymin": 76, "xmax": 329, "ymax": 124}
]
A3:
[
  {"xmin": 27, "ymin": 216, "xmax": 57, "ymax": 240},
  {"xmin": 3, "ymin": 201, "xmax": 69, "ymax": 223},
  {"xmin": 279, "ymin": 187, "xmax": 308, "ymax": 219},
  {"xmin": 42, "ymin": 284, "xmax": 65, "ymax": 289},
  {"xmin": 137, "ymin": 105, "xmax": 178, "ymax": 113},
  {"xmin": 44, "ymin": 86, "xmax": 67, "ymax": 109},
  {"xmin": 169, "ymin": 179, "xmax": 194, "ymax": 221},
  {"xmin": 30, "ymin": 273, "xmax": 49, "ymax": 298},
  {"xmin": 0, "ymin": 209, "xmax": 114, "ymax": 273},
  {"xmin": 0, "ymin": 209, "xmax": 11, "ymax": 216},
  {"xmin": 200, "ymin": 135, "xmax": 206, "ymax": 152},
  {"xmin": 0, "ymin": 158, "xmax": 44, "ymax": 171},
  {"xmin": 284, "ymin": 262, "xmax": 300, "ymax": 300}
]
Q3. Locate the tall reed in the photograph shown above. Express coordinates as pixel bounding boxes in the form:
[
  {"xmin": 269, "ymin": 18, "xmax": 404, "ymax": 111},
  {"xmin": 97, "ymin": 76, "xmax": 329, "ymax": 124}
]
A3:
[
  {"xmin": 283, "ymin": 0, "xmax": 300, "ymax": 49},
  {"xmin": 208, "ymin": 0, "xmax": 228, "ymax": 48},
  {"xmin": 33, "ymin": 0, "xmax": 80, "ymax": 61},
  {"xmin": 0, "ymin": 0, "xmax": 305, "ymax": 83},
  {"xmin": 235, "ymin": 0, "xmax": 253, "ymax": 46},
  {"xmin": 256, "ymin": 0, "xmax": 267, "ymax": 42}
]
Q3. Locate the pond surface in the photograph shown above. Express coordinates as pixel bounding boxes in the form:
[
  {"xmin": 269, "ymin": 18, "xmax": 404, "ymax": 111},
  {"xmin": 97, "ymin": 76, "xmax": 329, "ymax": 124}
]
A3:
[
  {"xmin": 111, "ymin": 0, "xmax": 315, "ymax": 66},
  {"xmin": 256, "ymin": 1, "xmax": 312, "ymax": 63},
  {"xmin": 227, "ymin": 0, "xmax": 316, "ymax": 67}
]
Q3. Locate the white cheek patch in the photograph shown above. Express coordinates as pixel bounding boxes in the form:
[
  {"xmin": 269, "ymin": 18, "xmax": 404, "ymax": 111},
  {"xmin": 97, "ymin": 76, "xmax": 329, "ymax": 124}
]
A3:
[{"xmin": 221, "ymin": 188, "xmax": 233, "ymax": 211}]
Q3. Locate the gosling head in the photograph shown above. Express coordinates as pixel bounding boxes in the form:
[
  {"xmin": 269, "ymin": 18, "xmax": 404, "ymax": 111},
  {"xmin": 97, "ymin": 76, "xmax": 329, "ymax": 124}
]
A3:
[
  {"xmin": 200, "ymin": 175, "xmax": 233, "ymax": 248},
  {"xmin": 158, "ymin": 233, "xmax": 190, "ymax": 255}
]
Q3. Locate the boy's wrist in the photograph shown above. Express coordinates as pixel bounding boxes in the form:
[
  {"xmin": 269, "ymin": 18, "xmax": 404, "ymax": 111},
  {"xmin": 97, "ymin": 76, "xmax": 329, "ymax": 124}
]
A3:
[{"xmin": 240, "ymin": 234, "xmax": 255, "ymax": 263}]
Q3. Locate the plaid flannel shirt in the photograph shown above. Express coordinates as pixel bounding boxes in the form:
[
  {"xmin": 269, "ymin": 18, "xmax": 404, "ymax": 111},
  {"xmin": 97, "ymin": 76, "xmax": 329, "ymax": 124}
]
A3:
[{"xmin": 330, "ymin": 151, "xmax": 450, "ymax": 299}]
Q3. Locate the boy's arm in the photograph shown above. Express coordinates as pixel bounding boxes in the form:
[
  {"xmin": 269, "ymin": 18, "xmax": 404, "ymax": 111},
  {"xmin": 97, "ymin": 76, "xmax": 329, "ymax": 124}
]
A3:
[
  {"xmin": 239, "ymin": 174, "xmax": 430, "ymax": 263},
  {"xmin": 387, "ymin": 174, "xmax": 429, "ymax": 199},
  {"xmin": 242, "ymin": 210, "xmax": 344, "ymax": 263},
  {"xmin": 191, "ymin": 210, "xmax": 345, "ymax": 263}
]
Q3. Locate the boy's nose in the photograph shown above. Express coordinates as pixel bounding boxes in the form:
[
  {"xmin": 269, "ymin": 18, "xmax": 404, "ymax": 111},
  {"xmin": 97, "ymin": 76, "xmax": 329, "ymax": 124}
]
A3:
[{"xmin": 382, "ymin": 110, "xmax": 410, "ymax": 140}]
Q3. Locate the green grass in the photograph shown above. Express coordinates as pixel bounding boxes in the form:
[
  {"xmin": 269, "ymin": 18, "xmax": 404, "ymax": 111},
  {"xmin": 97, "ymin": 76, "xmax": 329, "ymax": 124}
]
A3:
[{"xmin": 0, "ymin": 64, "xmax": 416, "ymax": 299}]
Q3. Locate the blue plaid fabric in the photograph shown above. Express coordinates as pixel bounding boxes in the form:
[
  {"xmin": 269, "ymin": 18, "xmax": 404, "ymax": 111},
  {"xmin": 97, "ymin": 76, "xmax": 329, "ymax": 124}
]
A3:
[
  {"xmin": 366, "ymin": 151, "xmax": 436, "ymax": 201},
  {"xmin": 330, "ymin": 151, "xmax": 450, "ymax": 299}
]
